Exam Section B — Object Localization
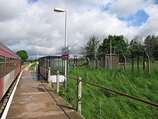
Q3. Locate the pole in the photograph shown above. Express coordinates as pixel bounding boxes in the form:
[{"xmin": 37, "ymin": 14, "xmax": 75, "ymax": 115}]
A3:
[
  {"xmin": 56, "ymin": 71, "xmax": 59, "ymax": 93},
  {"xmin": 77, "ymin": 77, "xmax": 82, "ymax": 114},
  {"xmin": 64, "ymin": 11, "xmax": 68, "ymax": 88},
  {"xmin": 54, "ymin": 8, "xmax": 68, "ymax": 88},
  {"xmin": 131, "ymin": 50, "xmax": 134, "ymax": 71},
  {"xmin": 110, "ymin": 39, "xmax": 112, "ymax": 69},
  {"xmin": 143, "ymin": 48, "xmax": 146, "ymax": 71},
  {"xmin": 122, "ymin": 55, "xmax": 126, "ymax": 71},
  {"xmin": 65, "ymin": 11, "xmax": 67, "ymax": 47}
]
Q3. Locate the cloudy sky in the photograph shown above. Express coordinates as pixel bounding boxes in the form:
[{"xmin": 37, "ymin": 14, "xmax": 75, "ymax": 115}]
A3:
[{"xmin": 0, "ymin": 0, "xmax": 158, "ymax": 59}]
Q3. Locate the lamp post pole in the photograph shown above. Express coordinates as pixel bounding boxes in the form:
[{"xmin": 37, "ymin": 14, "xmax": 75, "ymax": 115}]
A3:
[
  {"xmin": 54, "ymin": 8, "xmax": 68, "ymax": 88},
  {"xmin": 64, "ymin": 11, "xmax": 67, "ymax": 47}
]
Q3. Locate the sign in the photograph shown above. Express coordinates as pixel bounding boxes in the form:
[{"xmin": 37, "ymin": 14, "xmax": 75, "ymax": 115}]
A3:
[
  {"xmin": 61, "ymin": 55, "xmax": 69, "ymax": 60},
  {"xmin": 62, "ymin": 47, "xmax": 69, "ymax": 60}
]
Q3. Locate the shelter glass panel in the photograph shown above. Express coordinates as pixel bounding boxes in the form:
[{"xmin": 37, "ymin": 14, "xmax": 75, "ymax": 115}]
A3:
[{"xmin": 49, "ymin": 57, "xmax": 64, "ymax": 75}]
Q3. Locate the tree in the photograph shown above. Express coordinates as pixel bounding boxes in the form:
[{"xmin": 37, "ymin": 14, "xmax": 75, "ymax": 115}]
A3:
[
  {"xmin": 82, "ymin": 35, "xmax": 99, "ymax": 58},
  {"xmin": 16, "ymin": 50, "xmax": 28, "ymax": 62},
  {"xmin": 98, "ymin": 35, "xmax": 128, "ymax": 55},
  {"xmin": 129, "ymin": 36, "xmax": 144, "ymax": 58},
  {"xmin": 144, "ymin": 35, "xmax": 158, "ymax": 60}
]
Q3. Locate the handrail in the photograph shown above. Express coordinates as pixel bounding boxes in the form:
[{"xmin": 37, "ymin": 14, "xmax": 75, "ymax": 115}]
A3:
[{"xmin": 51, "ymin": 70, "xmax": 158, "ymax": 107}]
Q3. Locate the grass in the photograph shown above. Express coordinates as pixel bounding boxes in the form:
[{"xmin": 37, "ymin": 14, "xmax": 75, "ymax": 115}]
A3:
[
  {"xmin": 29, "ymin": 63, "xmax": 37, "ymax": 71},
  {"xmin": 59, "ymin": 66, "xmax": 158, "ymax": 119}
]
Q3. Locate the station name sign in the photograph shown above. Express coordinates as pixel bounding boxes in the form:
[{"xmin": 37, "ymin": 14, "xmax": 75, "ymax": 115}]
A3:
[{"xmin": 62, "ymin": 47, "xmax": 69, "ymax": 60}]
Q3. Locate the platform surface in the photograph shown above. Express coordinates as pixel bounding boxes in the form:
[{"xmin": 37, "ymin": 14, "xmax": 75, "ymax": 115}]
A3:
[{"xmin": 6, "ymin": 66, "xmax": 84, "ymax": 119}]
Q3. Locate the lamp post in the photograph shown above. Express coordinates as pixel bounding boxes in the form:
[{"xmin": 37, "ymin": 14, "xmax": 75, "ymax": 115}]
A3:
[
  {"xmin": 54, "ymin": 8, "xmax": 67, "ymax": 47},
  {"xmin": 54, "ymin": 8, "xmax": 68, "ymax": 88}
]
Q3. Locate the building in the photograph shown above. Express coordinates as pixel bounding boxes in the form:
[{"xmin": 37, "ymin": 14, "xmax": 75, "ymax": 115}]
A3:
[{"xmin": 38, "ymin": 56, "xmax": 65, "ymax": 87}]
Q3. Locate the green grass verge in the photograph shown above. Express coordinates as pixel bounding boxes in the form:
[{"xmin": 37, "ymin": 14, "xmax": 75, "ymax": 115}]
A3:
[
  {"xmin": 29, "ymin": 63, "xmax": 37, "ymax": 71},
  {"xmin": 59, "ymin": 67, "xmax": 158, "ymax": 119}
]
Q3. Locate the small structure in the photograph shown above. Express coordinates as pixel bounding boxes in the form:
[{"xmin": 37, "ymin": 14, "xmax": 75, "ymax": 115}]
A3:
[
  {"xmin": 38, "ymin": 56, "xmax": 65, "ymax": 87},
  {"xmin": 98, "ymin": 54, "xmax": 119, "ymax": 69},
  {"xmin": 69, "ymin": 54, "xmax": 120, "ymax": 69}
]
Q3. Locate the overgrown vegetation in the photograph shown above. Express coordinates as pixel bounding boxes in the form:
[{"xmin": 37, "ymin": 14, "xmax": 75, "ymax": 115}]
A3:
[
  {"xmin": 59, "ymin": 67, "xmax": 158, "ymax": 119},
  {"xmin": 29, "ymin": 63, "xmax": 36, "ymax": 70}
]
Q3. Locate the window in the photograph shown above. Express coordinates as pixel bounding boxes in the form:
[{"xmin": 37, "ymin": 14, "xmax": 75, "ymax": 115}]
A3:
[
  {"xmin": 6, "ymin": 57, "xmax": 10, "ymax": 74},
  {"xmin": 0, "ymin": 55, "xmax": 5, "ymax": 78}
]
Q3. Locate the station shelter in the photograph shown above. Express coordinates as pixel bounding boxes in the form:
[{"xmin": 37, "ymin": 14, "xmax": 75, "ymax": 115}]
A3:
[{"xmin": 38, "ymin": 56, "xmax": 65, "ymax": 87}]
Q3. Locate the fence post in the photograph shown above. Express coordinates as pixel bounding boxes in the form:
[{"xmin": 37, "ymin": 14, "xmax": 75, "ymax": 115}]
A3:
[
  {"xmin": 48, "ymin": 67, "xmax": 52, "ymax": 87},
  {"xmin": 143, "ymin": 48, "xmax": 146, "ymax": 71},
  {"xmin": 48, "ymin": 67, "xmax": 51, "ymax": 82},
  {"xmin": 95, "ymin": 57, "xmax": 99, "ymax": 69},
  {"xmin": 137, "ymin": 51, "xmax": 139, "ymax": 70},
  {"xmin": 77, "ymin": 77, "xmax": 82, "ymax": 114},
  {"xmin": 131, "ymin": 50, "xmax": 134, "ymax": 71},
  {"xmin": 122, "ymin": 55, "xmax": 127, "ymax": 70},
  {"xmin": 37, "ymin": 63, "xmax": 40, "ymax": 80},
  {"xmin": 86, "ymin": 57, "xmax": 90, "ymax": 66},
  {"xmin": 56, "ymin": 71, "xmax": 59, "ymax": 93},
  {"xmin": 146, "ymin": 53, "xmax": 150, "ymax": 74}
]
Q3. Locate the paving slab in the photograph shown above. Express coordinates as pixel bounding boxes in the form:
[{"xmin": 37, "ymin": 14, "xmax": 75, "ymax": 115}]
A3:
[{"xmin": 6, "ymin": 67, "xmax": 84, "ymax": 119}]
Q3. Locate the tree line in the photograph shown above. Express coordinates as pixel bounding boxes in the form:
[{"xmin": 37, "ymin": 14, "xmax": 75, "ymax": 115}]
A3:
[
  {"xmin": 82, "ymin": 35, "xmax": 158, "ymax": 61},
  {"xmin": 15, "ymin": 35, "xmax": 158, "ymax": 62}
]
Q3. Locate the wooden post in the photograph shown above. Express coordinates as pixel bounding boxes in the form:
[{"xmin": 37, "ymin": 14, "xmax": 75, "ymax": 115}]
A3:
[
  {"xmin": 77, "ymin": 77, "xmax": 82, "ymax": 114},
  {"xmin": 56, "ymin": 71, "xmax": 59, "ymax": 93},
  {"xmin": 131, "ymin": 50, "xmax": 134, "ymax": 71},
  {"xmin": 105, "ymin": 56, "xmax": 109, "ymax": 69},
  {"xmin": 146, "ymin": 53, "xmax": 150, "ymax": 74},
  {"xmin": 86, "ymin": 57, "xmax": 90, "ymax": 66},
  {"xmin": 48, "ymin": 67, "xmax": 52, "ymax": 87},
  {"xmin": 122, "ymin": 55, "xmax": 126, "ymax": 71},
  {"xmin": 37, "ymin": 63, "xmax": 40, "ymax": 80},
  {"xmin": 48, "ymin": 67, "xmax": 51, "ymax": 82},
  {"xmin": 137, "ymin": 51, "xmax": 139, "ymax": 70},
  {"xmin": 95, "ymin": 57, "xmax": 98, "ymax": 69},
  {"xmin": 143, "ymin": 48, "xmax": 146, "ymax": 71}
]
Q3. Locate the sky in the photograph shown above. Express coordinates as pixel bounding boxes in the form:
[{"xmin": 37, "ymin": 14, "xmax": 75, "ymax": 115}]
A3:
[{"xmin": 0, "ymin": 0, "xmax": 158, "ymax": 59}]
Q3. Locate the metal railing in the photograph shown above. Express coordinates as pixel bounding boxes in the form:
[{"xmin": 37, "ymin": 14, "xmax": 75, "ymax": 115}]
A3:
[{"xmin": 48, "ymin": 68, "xmax": 158, "ymax": 112}]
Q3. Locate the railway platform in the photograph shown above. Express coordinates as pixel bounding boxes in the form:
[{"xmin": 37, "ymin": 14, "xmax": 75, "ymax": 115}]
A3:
[{"xmin": 3, "ymin": 65, "xmax": 84, "ymax": 119}]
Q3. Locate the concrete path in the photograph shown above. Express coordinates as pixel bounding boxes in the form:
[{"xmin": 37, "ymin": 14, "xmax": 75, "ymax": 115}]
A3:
[{"xmin": 6, "ymin": 66, "xmax": 84, "ymax": 119}]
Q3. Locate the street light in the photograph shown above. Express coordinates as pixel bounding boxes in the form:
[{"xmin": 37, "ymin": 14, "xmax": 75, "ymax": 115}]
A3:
[
  {"xmin": 54, "ymin": 8, "xmax": 67, "ymax": 47},
  {"xmin": 54, "ymin": 8, "xmax": 65, "ymax": 12},
  {"xmin": 54, "ymin": 8, "xmax": 68, "ymax": 88}
]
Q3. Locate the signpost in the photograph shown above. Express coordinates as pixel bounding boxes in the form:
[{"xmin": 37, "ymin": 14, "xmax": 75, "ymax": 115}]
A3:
[
  {"xmin": 62, "ymin": 47, "xmax": 69, "ymax": 60},
  {"xmin": 61, "ymin": 47, "xmax": 69, "ymax": 88}
]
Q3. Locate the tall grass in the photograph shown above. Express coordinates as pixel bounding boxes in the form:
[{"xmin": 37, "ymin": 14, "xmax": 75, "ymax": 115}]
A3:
[{"xmin": 59, "ymin": 67, "xmax": 158, "ymax": 119}]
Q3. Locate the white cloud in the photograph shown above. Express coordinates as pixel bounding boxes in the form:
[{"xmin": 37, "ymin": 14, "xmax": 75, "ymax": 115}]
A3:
[
  {"xmin": 138, "ymin": 0, "xmax": 158, "ymax": 36},
  {"xmin": 109, "ymin": 0, "xmax": 144, "ymax": 17},
  {"xmin": 0, "ymin": 0, "xmax": 28, "ymax": 20},
  {"xmin": 0, "ymin": 0, "xmax": 158, "ymax": 59}
]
